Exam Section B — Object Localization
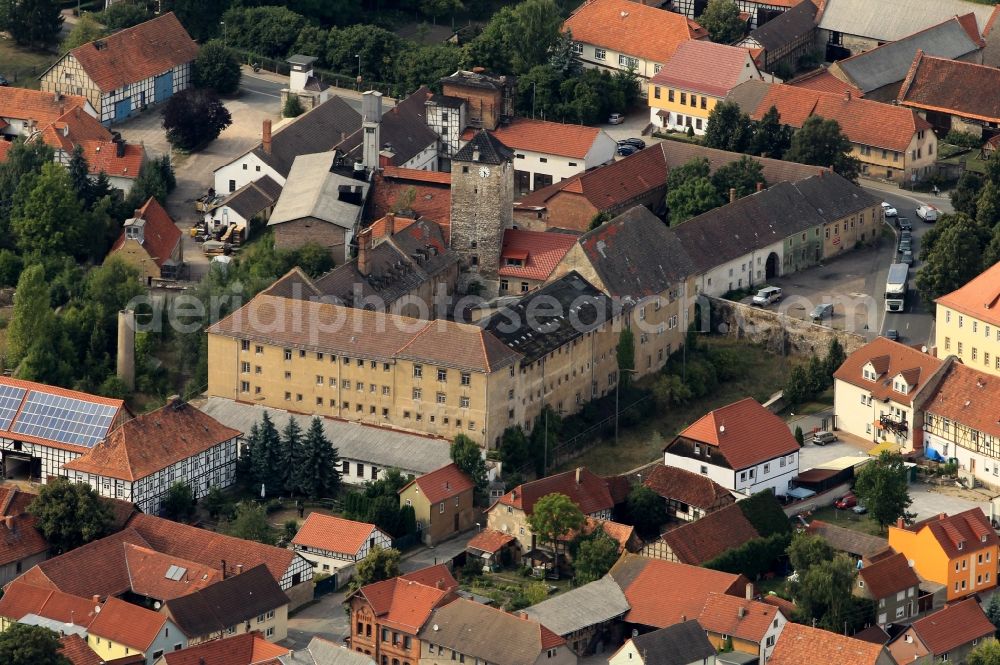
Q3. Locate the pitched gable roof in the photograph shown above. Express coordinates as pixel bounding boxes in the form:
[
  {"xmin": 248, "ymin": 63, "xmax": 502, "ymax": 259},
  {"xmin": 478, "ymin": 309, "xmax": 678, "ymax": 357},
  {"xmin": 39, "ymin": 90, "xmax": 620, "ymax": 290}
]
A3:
[
  {"xmin": 64, "ymin": 399, "xmax": 238, "ymax": 481},
  {"xmin": 67, "ymin": 13, "xmax": 198, "ymax": 92},
  {"xmin": 398, "ymin": 564, "xmax": 459, "ymax": 591},
  {"xmin": 659, "ymin": 503, "xmax": 760, "ymax": 565},
  {"xmin": 355, "ymin": 576, "xmax": 455, "ymax": 633},
  {"xmin": 495, "ymin": 467, "xmax": 616, "ymax": 516},
  {"xmin": 291, "ymin": 514, "xmax": 383, "ymax": 556},
  {"xmin": 908, "ymin": 598, "xmax": 995, "ymax": 654},
  {"xmin": 626, "ymin": 620, "xmax": 716, "ymax": 665},
  {"xmin": 214, "ymin": 176, "xmax": 283, "ymax": 222},
  {"xmin": 0, "ymin": 87, "xmax": 90, "ymax": 125},
  {"xmin": 564, "ymin": 0, "xmax": 707, "ymax": 65},
  {"xmin": 788, "ymin": 68, "xmax": 864, "ymax": 97},
  {"xmin": 463, "ymin": 118, "xmax": 605, "ymax": 160},
  {"xmin": 59, "ymin": 634, "xmax": 103, "ymax": 665},
  {"xmin": 806, "ymin": 520, "xmax": 888, "ymax": 558},
  {"xmin": 454, "ymin": 129, "xmax": 512, "ymax": 165},
  {"xmin": 122, "ymin": 543, "xmax": 222, "ymax": 601},
  {"xmin": 108, "ymin": 197, "xmax": 182, "ymax": 268},
  {"xmin": 164, "ymin": 632, "xmax": 290, "ymax": 665},
  {"xmin": 899, "ymin": 51, "xmax": 1000, "ymax": 123},
  {"xmin": 368, "ymin": 171, "xmax": 451, "ymax": 230},
  {"xmin": 698, "ymin": 593, "xmax": 780, "ymax": 643},
  {"xmin": 816, "ymin": 0, "xmax": 996, "ymax": 43},
  {"xmin": 88, "ymin": 596, "xmax": 167, "ymax": 651},
  {"xmin": 653, "ymin": 41, "xmax": 759, "ymax": 97},
  {"xmin": 924, "ymin": 362, "xmax": 1000, "ymax": 441},
  {"xmin": 858, "ymin": 552, "xmax": 920, "ymax": 599},
  {"xmin": 498, "ymin": 229, "xmax": 576, "ymax": 282},
  {"xmin": 401, "ymin": 462, "xmax": 474, "ymax": 504},
  {"xmin": 900, "ymin": 508, "xmax": 999, "ymax": 558},
  {"xmin": 0, "ymin": 581, "xmax": 101, "ymax": 627},
  {"xmin": 643, "ymin": 464, "xmax": 736, "ymax": 513},
  {"xmin": 770, "ymin": 622, "xmax": 887, "ymax": 665},
  {"xmin": 936, "ymin": 259, "xmax": 1000, "ymax": 327},
  {"xmin": 0, "ymin": 488, "xmax": 48, "ymax": 567},
  {"xmin": 521, "ymin": 575, "xmax": 630, "ymax": 637},
  {"xmin": 338, "ymin": 87, "xmax": 439, "ymax": 168},
  {"xmin": 833, "ymin": 337, "xmax": 944, "ymax": 406},
  {"xmin": 466, "ymin": 528, "xmax": 515, "ymax": 554},
  {"xmin": 746, "ymin": 0, "xmax": 818, "ymax": 52},
  {"xmin": 668, "ymin": 397, "xmax": 799, "ymax": 469}
]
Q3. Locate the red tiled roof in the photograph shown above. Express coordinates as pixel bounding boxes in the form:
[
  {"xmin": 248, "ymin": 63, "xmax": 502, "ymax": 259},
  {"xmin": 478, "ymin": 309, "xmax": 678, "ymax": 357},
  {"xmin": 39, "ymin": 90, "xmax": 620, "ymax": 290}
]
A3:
[
  {"xmin": 498, "ymin": 229, "xmax": 576, "ymax": 281},
  {"xmin": 291, "ymin": 513, "xmax": 382, "ymax": 556},
  {"xmin": 560, "ymin": 517, "xmax": 634, "ymax": 552},
  {"xmin": 0, "ymin": 581, "xmax": 100, "ymax": 627},
  {"xmin": 564, "ymin": 0, "xmax": 707, "ymax": 66},
  {"xmin": 496, "ymin": 467, "xmax": 616, "ymax": 516},
  {"xmin": 643, "ymin": 464, "xmax": 736, "ymax": 513},
  {"xmin": 770, "ymin": 622, "xmax": 887, "ymax": 665},
  {"xmin": 67, "ymin": 13, "xmax": 198, "ymax": 92},
  {"xmin": 858, "ymin": 552, "xmax": 919, "ymax": 600},
  {"xmin": 462, "ymin": 118, "xmax": 604, "ymax": 160},
  {"xmin": 698, "ymin": 593, "xmax": 780, "ymax": 643},
  {"xmin": 467, "ymin": 528, "xmax": 516, "ymax": 554},
  {"xmin": 400, "ymin": 564, "xmax": 459, "ymax": 591},
  {"xmin": 746, "ymin": 83, "xmax": 930, "ymax": 152},
  {"xmin": 898, "ymin": 51, "xmax": 1000, "ymax": 124},
  {"xmin": 609, "ymin": 554, "xmax": 748, "ymax": 629},
  {"xmin": 163, "ymin": 632, "xmax": 290, "ymax": 665},
  {"xmin": 911, "ymin": 597, "xmax": 995, "ymax": 655},
  {"xmin": 88, "ymin": 596, "xmax": 166, "ymax": 651},
  {"xmin": 900, "ymin": 508, "xmax": 999, "ymax": 559},
  {"xmin": 936, "ymin": 259, "xmax": 1000, "ymax": 327},
  {"xmin": 64, "ymin": 400, "xmax": 237, "ymax": 482},
  {"xmin": 833, "ymin": 337, "xmax": 943, "ymax": 407},
  {"xmin": 40, "ymin": 105, "xmax": 112, "ymax": 149},
  {"xmin": 660, "ymin": 503, "xmax": 760, "ymax": 565},
  {"xmin": 123, "ymin": 543, "xmax": 222, "ymax": 600},
  {"xmin": 0, "ymin": 87, "xmax": 90, "ymax": 125},
  {"xmin": 671, "ymin": 397, "xmax": 799, "ymax": 469},
  {"xmin": 402, "ymin": 462, "xmax": 474, "ymax": 504},
  {"xmin": 357, "ymin": 576, "xmax": 455, "ymax": 632},
  {"xmin": 0, "ymin": 140, "xmax": 11, "ymax": 163},
  {"xmin": 107, "ymin": 197, "xmax": 182, "ymax": 270},
  {"xmin": 653, "ymin": 40, "xmax": 759, "ymax": 97},
  {"xmin": 788, "ymin": 68, "xmax": 864, "ymax": 97},
  {"xmin": 59, "ymin": 634, "xmax": 103, "ymax": 665},
  {"xmin": 369, "ymin": 172, "xmax": 451, "ymax": 234},
  {"xmin": 924, "ymin": 362, "xmax": 1000, "ymax": 441},
  {"xmin": 79, "ymin": 139, "xmax": 144, "ymax": 179},
  {"xmin": 367, "ymin": 214, "xmax": 419, "ymax": 241},
  {"xmin": 0, "ymin": 487, "xmax": 48, "ymax": 567},
  {"xmin": 381, "ymin": 166, "xmax": 451, "ymax": 185},
  {"xmin": 760, "ymin": 594, "xmax": 796, "ymax": 616}
]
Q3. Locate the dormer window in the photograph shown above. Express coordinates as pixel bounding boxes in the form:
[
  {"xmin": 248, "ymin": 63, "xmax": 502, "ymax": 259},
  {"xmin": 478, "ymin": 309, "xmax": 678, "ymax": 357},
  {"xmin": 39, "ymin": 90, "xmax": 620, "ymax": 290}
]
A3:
[
  {"xmin": 958, "ymin": 541, "xmax": 965, "ymax": 550},
  {"xmin": 893, "ymin": 379, "xmax": 909, "ymax": 394},
  {"xmin": 983, "ymin": 535, "xmax": 988, "ymax": 543},
  {"xmin": 863, "ymin": 368, "xmax": 876, "ymax": 381},
  {"xmin": 694, "ymin": 443, "xmax": 700, "ymax": 454},
  {"xmin": 505, "ymin": 258, "xmax": 524, "ymax": 267}
]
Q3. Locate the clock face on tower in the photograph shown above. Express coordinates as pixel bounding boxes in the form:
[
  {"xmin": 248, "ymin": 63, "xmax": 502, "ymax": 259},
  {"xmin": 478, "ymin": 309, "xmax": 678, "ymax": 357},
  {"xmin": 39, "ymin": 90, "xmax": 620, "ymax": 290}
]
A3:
[{"xmin": 479, "ymin": 166, "xmax": 491, "ymax": 178}]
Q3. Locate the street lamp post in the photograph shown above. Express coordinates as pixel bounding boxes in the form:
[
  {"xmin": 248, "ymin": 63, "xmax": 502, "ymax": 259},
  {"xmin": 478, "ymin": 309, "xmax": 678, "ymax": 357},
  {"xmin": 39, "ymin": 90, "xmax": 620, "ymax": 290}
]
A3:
[
  {"xmin": 615, "ymin": 369, "xmax": 640, "ymax": 448},
  {"xmin": 220, "ymin": 21, "xmax": 226, "ymax": 45},
  {"xmin": 356, "ymin": 54, "xmax": 362, "ymax": 91}
]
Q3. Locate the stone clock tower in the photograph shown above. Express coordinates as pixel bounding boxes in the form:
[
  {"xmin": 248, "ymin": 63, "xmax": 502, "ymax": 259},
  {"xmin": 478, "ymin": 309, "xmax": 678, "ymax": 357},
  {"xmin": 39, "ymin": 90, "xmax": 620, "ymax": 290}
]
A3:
[{"xmin": 449, "ymin": 129, "xmax": 514, "ymax": 295}]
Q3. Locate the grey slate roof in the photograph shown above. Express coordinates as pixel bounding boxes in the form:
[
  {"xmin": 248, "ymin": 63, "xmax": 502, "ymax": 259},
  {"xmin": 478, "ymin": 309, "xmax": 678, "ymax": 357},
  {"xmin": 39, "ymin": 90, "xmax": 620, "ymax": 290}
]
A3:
[
  {"xmin": 747, "ymin": 0, "xmax": 818, "ymax": 52},
  {"xmin": 163, "ymin": 565, "xmax": 289, "ymax": 639},
  {"xmin": 834, "ymin": 15, "xmax": 982, "ymax": 95},
  {"xmin": 213, "ymin": 175, "xmax": 282, "ymax": 221},
  {"xmin": 629, "ymin": 620, "xmax": 717, "ymax": 665},
  {"xmin": 817, "ymin": 0, "xmax": 995, "ymax": 43},
  {"xmin": 521, "ymin": 575, "xmax": 629, "ymax": 636},
  {"xmin": 659, "ymin": 136, "xmax": 823, "ymax": 184},
  {"xmin": 312, "ymin": 220, "xmax": 457, "ymax": 307},
  {"xmin": 248, "ymin": 96, "xmax": 361, "ymax": 178},
  {"xmin": 455, "ymin": 129, "xmax": 514, "ymax": 165},
  {"xmin": 482, "ymin": 271, "xmax": 616, "ymax": 364},
  {"xmin": 578, "ymin": 206, "xmax": 695, "ymax": 300},
  {"xmin": 282, "ymin": 637, "xmax": 377, "ymax": 665},
  {"xmin": 339, "ymin": 86, "xmax": 440, "ymax": 168},
  {"xmin": 196, "ymin": 396, "xmax": 452, "ymax": 477},
  {"xmin": 806, "ymin": 520, "xmax": 888, "ymax": 558},
  {"xmin": 268, "ymin": 153, "xmax": 368, "ymax": 229}
]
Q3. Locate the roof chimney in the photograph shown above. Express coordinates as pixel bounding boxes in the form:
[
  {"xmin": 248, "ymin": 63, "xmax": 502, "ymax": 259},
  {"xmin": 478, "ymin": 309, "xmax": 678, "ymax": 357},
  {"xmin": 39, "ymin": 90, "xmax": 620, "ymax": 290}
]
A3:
[
  {"xmin": 896, "ymin": 517, "xmax": 905, "ymax": 528},
  {"xmin": 115, "ymin": 137, "xmax": 125, "ymax": 158},
  {"xmin": 92, "ymin": 595, "xmax": 100, "ymax": 604},
  {"xmin": 746, "ymin": 582, "xmax": 754, "ymax": 600},
  {"xmin": 845, "ymin": 89, "xmax": 851, "ymax": 101},
  {"xmin": 576, "ymin": 467, "xmax": 582, "ymax": 484},
  {"xmin": 681, "ymin": 614, "xmax": 686, "ymax": 622},
  {"xmin": 756, "ymin": 181, "xmax": 764, "ymax": 192},
  {"xmin": 738, "ymin": 606, "xmax": 747, "ymax": 618},
  {"xmin": 729, "ymin": 187, "xmax": 737, "ymax": 203},
  {"xmin": 262, "ymin": 120, "xmax": 272, "ymax": 155},
  {"xmin": 221, "ymin": 559, "xmax": 227, "ymax": 579},
  {"xmin": 358, "ymin": 228, "xmax": 373, "ymax": 277},
  {"xmin": 133, "ymin": 209, "xmax": 142, "ymax": 220},
  {"xmin": 385, "ymin": 212, "xmax": 395, "ymax": 237},
  {"xmin": 237, "ymin": 564, "xmax": 243, "ymax": 574},
  {"xmin": 3, "ymin": 516, "xmax": 13, "ymax": 530}
]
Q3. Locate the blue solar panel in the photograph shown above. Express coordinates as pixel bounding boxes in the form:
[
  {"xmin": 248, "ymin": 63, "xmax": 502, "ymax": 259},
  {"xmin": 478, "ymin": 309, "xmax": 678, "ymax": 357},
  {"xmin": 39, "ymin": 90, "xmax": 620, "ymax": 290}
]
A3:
[
  {"xmin": 0, "ymin": 385, "xmax": 26, "ymax": 431},
  {"xmin": 11, "ymin": 391, "xmax": 118, "ymax": 448}
]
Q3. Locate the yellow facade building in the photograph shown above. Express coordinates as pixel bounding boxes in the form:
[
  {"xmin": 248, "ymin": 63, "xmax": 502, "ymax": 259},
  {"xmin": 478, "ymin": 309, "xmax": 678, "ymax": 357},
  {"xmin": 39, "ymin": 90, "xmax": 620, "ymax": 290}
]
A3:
[
  {"xmin": 87, "ymin": 597, "xmax": 184, "ymax": 665},
  {"xmin": 649, "ymin": 40, "xmax": 765, "ymax": 135},
  {"xmin": 935, "ymin": 261, "xmax": 1000, "ymax": 376}
]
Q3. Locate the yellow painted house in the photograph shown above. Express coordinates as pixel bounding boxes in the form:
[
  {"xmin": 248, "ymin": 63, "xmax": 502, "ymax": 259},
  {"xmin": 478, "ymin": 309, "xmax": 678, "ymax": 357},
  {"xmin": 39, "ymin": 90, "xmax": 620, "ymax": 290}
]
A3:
[
  {"xmin": 649, "ymin": 40, "xmax": 765, "ymax": 135},
  {"xmin": 935, "ymin": 260, "xmax": 1000, "ymax": 377},
  {"xmin": 87, "ymin": 596, "xmax": 185, "ymax": 665}
]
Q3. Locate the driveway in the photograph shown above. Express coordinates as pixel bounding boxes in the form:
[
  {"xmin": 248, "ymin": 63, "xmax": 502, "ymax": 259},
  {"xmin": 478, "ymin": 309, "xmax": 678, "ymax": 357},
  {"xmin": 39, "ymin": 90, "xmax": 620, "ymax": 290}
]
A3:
[{"xmin": 908, "ymin": 483, "xmax": 993, "ymax": 521}]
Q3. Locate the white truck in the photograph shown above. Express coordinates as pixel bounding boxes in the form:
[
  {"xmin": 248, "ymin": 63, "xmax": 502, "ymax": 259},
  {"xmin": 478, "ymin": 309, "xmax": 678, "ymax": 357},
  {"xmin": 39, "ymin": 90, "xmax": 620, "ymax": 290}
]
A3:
[{"xmin": 885, "ymin": 263, "xmax": 908, "ymax": 312}]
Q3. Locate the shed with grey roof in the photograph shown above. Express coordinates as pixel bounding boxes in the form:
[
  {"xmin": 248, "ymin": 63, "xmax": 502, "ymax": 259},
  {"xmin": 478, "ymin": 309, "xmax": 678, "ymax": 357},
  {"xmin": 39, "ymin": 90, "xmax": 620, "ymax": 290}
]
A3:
[
  {"xmin": 282, "ymin": 637, "xmax": 378, "ymax": 665},
  {"xmin": 817, "ymin": 0, "xmax": 994, "ymax": 47},
  {"xmin": 521, "ymin": 575, "xmax": 629, "ymax": 639}
]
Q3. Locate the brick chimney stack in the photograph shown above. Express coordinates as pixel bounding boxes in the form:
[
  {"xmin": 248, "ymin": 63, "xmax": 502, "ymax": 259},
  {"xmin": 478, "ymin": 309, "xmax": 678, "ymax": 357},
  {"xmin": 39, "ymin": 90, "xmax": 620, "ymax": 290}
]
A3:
[
  {"xmin": 358, "ymin": 228, "xmax": 373, "ymax": 277},
  {"xmin": 729, "ymin": 187, "xmax": 737, "ymax": 203},
  {"xmin": 385, "ymin": 212, "xmax": 395, "ymax": 237},
  {"xmin": 262, "ymin": 120, "xmax": 272, "ymax": 155}
]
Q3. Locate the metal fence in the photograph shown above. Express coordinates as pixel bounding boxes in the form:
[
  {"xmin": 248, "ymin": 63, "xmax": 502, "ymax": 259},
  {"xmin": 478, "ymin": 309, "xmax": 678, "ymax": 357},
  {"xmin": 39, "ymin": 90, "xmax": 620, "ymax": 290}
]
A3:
[{"xmin": 230, "ymin": 47, "xmax": 399, "ymax": 99}]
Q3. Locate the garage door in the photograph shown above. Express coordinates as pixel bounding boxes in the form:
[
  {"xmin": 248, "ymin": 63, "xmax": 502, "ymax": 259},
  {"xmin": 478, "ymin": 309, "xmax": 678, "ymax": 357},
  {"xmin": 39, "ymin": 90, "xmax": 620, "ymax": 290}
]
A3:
[
  {"xmin": 155, "ymin": 71, "xmax": 173, "ymax": 102},
  {"xmin": 114, "ymin": 98, "xmax": 131, "ymax": 122}
]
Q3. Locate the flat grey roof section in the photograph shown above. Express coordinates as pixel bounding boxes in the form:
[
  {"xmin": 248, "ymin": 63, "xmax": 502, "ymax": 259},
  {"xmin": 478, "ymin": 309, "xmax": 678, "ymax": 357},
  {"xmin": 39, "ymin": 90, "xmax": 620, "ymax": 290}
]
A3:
[
  {"xmin": 521, "ymin": 575, "xmax": 630, "ymax": 635},
  {"xmin": 196, "ymin": 397, "xmax": 451, "ymax": 477},
  {"xmin": 818, "ymin": 0, "xmax": 995, "ymax": 43}
]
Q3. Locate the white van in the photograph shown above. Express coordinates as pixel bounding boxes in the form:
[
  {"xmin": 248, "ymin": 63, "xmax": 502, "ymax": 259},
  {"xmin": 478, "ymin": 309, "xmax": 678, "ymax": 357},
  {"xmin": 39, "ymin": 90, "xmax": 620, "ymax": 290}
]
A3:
[{"xmin": 752, "ymin": 286, "xmax": 782, "ymax": 306}]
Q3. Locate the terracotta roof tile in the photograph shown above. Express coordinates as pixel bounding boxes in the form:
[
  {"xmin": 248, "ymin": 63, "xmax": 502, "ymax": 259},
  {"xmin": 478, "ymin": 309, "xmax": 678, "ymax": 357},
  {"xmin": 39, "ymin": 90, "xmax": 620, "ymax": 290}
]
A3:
[
  {"xmin": 0, "ymin": 488, "xmax": 48, "ymax": 567},
  {"xmin": 899, "ymin": 51, "xmax": 1000, "ymax": 123},
  {"xmin": 608, "ymin": 554, "xmax": 749, "ymax": 628},
  {"xmin": 643, "ymin": 464, "xmax": 736, "ymax": 513},
  {"xmin": 59, "ymin": 634, "xmax": 103, "ymax": 665},
  {"xmin": 357, "ymin": 577, "xmax": 455, "ymax": 633},
  {"xmin": 0, "ymin": 581, "xmax": 100, "ymax": 627},
  {"xmin": 668, "ymin": 397, "xmax": 799, "ymax": 470},
  {"xmin": 899, "ymin": 508, "xmax": 999, "ymax": 559},
  {"xmin": 79, "ymin": 139, "xmax": 144, "ymax": 179},
  {"xmin": 564, "ymin": 0, "xmax": 707, "ymax": 65},
  {"xmin": 369, "ymin": 173, "xmax": 450, "ymax": 237},
  {"xmin": 0, "ymin": 141, "xmax": 11, "ymax": 163},
  {"xmin": 936, "ymin": 259, "xmax": 1000, "ymax": 327},
  {"xmin": 770, "ymin": 622, "xmax": 888, "ymax": 665},
  {"xmin": 788, "ymin": 68, "xmax": 864, "ymax": 97},
  {"xmin": 123, "ymin": 543, "xmax": 222, "ymax": 601},
  {"xmin": 496, "ymin": 468, "xmax": 616, "ymax": 516},
  {"xmin": 163, "ymin": 632, "xmax": 289, "ymax": 665},
  {"xmin": 698, "ymin": 593, "xmax": 780, "ymax": 643},
  {"xmin": 88, "ymin": 596, "xmax": 166, "ymax": 651},
  {"xmin": 659, "ymin": 503, "xmax": 760, "ymax": 565},
  {"xmin": 653, "ymin": 41, "xmax": 759, "ymax": 97},
  {"xmin": 106, "ymin": 197, "xmax": 182, "ymax": 271},
  {"xmin": 909, "ymin": 598, "xmax": 995, "ymax": 654},
  {"xmin": 858, "ymin": 552, "xmax": 919, "ymax": 599},
  {"xmin": 498, "ymin": 229, "xmax": 576, "ymax": 281},
  {"xmin": 291, "ymin": 513, "xmax": 384, "ymax": 556},
  {"xmin": 925, "ymin": 363, "xmax": 1000, "ymax": 440},
  {"xmin": 760, "ymin": 594, "xmax": 797, "ymax": 616},
  {"xmin": 402, "ymin": 462, "xmax": 474, "ymax": 504},
  {"xmin": 381, "ymin": 166, "xmax": 451, "ymax": 185},
  {"xmin": 399, "ymin": 564, "xmax": 459, "ymax": 591},
  {"xmin": 0, "ymin": 87, "xmax": 90, "ymax": 125},
  {"xmin": 67, "ymin": 13, "xmax": 198, "ymax": 92},
  {"xmin": 559, "ymin": 517, "xmax": 635, "ymax": 553},
  {"xmin": 466, "ymin": 528, "xmax": 515, "ymax": 553},
  {"xmin": 462, "ymin": 118, "xmax": 604, "ymax": 160},
  {"xmin": 833, "ymin": 337, "xmax": 943, "ymax": 407}
]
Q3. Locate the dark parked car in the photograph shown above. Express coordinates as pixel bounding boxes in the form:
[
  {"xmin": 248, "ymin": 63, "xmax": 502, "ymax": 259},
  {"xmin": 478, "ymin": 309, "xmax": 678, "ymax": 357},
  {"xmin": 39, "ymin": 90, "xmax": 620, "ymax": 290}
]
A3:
[
  {"xmin": 885, "ymin": 329, "xmax": 900, "ymax": 341},
  {"xmin": 0, "ymin": 75, "xmax": 8, "ymax": 87},
  {"xmin": 618, "ymin": 138, "xmax": 646, "ymax": 150},
  {"xmin": 616, "ymin": 144, "xmax": 639, "ymax": 157},
  {"xmin": 899, "ymin": 218, "xmax": 913, "ymax": 231}
]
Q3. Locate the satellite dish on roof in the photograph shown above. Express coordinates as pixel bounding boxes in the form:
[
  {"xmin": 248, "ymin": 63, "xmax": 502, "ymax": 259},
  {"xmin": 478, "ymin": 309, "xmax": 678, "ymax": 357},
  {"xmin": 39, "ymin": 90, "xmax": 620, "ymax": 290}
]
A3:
[
  {"xmin": 719, "ymin": 425, "xmax": 726, "ymax": 433},
  {"xmin": 154, "ymin": 601, "xmax": 162, "ymax": 610},
  {"xmin": 433, "ymin": 624, "xmax": 439, "ymax": 631},
  {"xmin": 94, "ymin": 606, "xmax": 101, "ymax": 613}
]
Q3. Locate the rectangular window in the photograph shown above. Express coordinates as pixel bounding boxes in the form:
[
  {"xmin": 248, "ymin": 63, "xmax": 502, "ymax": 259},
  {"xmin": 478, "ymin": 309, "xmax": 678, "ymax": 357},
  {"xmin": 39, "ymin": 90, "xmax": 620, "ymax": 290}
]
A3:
[
  {"xmin": 654, "ymin": 87, "xmax": 661, "ymax": 99},
  {"xmin": 668, "ymin": 89, "xmax": 675, "ymax": 102},
  {"xmin": 414, "ymin": 364, "xmax": 423, "ymax": 378},
  {"xmin": 595, "ymin": 48, "xmax": 606, "ymax": 60},
  {"xmin": 437, "ymin": 392, "xmax": 447, "ymax": 404},
  {"xmin": 438, "ymin": 369, "xmax": 447, "ymax": 382},
  {"xmin": 413, "ymin": 388, "xmax": 422, "ymax": 400},
  {"xmin": 460, "ymin": 396, "xmax": 470, "ymax": 408},
  {"xmin": 680, "ymin": 92, "xmax": 687, "ymax": 105}
]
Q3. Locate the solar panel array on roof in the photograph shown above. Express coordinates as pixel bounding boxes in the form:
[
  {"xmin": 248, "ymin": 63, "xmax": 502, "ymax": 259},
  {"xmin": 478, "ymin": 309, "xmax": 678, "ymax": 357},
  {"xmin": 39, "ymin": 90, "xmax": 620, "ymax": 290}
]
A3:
[
  {"xmin": 11, "ymin": 391, "xmax": 118, "ymax": 448},
  {"xmin": 0, "ymin": 384, "xmax": 26, "ymax": 431}
]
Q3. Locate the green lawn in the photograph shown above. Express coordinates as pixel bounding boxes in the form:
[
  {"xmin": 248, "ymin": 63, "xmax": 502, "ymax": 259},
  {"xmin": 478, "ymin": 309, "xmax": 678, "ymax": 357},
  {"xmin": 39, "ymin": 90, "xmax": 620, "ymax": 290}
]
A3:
[
  {"xmin": 561, "ymin": 338, "xmax": 796, "ymax": 475},
  {"xmin": 0, "ymin": 41, "xmax": 59, "ymax": 89},
  {"xmin": 810, "ymin": 505, "xmax": 885, "ymax": 537}
]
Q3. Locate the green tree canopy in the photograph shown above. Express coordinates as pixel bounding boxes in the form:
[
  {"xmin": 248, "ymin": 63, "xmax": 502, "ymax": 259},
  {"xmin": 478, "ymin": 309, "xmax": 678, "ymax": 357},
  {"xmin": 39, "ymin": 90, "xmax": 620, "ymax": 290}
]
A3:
[
  {"xmin": 785, "ymin": 116, "xmax": 860, "ymax": 182},
  {"xmin": 616, "ymin": 329, "xmax": 635, "ymax": 388},
  {"xmin": 11, "ymin": 162, "xmax": 87, "ymax": 258},
  {"xmin": 853, "ymin": 451, "xmax": 913, "ymax": 531},
  {"xmin": 97, "ymin": 2, "xmax": 152, "ymax": 29},
  {"xmin": 573, "ymin": 527, "xmax": 620, "ymax": 584},
  {"xmin": 527, "ymin": 492, "xmax": 585, "ymax": 556},
  {"xmin": 625, "ymin": 484, "xmax": 664, "ymax": 538},
  {"xmin": 792, "ymin": 554, "xmax": 863, "ymax": 631},
  {"xmin": 500, "ymin": 425, "xmax": 530, "ymax": 471},
  {"xmin": 295, "ymin": 417, "xmax": 342, "ymax": 499},
  {"xmin": 787, "ymin": 532, "xmax": 833, "ymax": 572},
  {"xmin": 698, "ymin": 0, "xmax": 747, "ymax": 43},
  {"xmin": 451, "ymin": 434, "xmax": 488, "ymax": 494},
  {"xmin": 916, "ymin": 213, "xmax": 991, "ymax": 307},
  {"xmin": 7, "ymin": 264, "xmax": 53, "ymax": 367},
  {"xmin": 5, "ymin": 0, "xmax": 62, "ymax": 46},
  {"xmin": 163, "ymin": 89, "xmax": 232, "ymax": 152},
  {"xmin": 0, "ymin": 623, "xmax": 71, "ymax": 665},
  {"xmin": 703, "ymin": 101, "xmax": 754, "ymax": 154},
  {"xmin": 161, "ymin": 482, "xmax": 197, "ymax": 521},
  {"xmin": 226, "ymin": 502, "xmax": 276, "ymax": 545},
  {"xmin": 0, "ymin": 139, "xmax": 54, "ymax": 232},
  {"xmin": 751, "ymin": 105, "xmax": 792, "ymax": 159},
  {"xmin": 278, "ymin": 416, "xmax": 305, "ymax": 494},
  {"xmin": 668, "ymin": 176, "xmax": 723, "ymax": 225},
  {"xmin": 711, "ymin": 155, "xmax": 766, "ymax": 200},
  {"xmin": 951, "ymin": 171, "xmax": 983, "ymax": 220},
  {"xmin": 28, "ymin": 478, "xmax": 113, "ymax": 554},
  {"xmin": 352, "ymin": 546, "xmax": 401, "ymax": 590},
  {"xmin": 64, "ymin": 13, "xmax": 105, "ymax": 51},
  {"xmin": 968, "ymin": 640, "xmax": 1000, "ymax": 665},
  {"xmin": 194, "ymin": 40, "xmax": 241, "ymax": 95}
]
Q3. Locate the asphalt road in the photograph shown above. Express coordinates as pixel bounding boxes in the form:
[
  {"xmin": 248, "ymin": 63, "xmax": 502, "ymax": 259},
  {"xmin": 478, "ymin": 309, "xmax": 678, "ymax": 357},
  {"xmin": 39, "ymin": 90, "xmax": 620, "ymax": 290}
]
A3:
[
  {"xmin": 870, "ymin": 186, "xmax": 951, "ymax": 349},
  {"xmin": 240, "ymin": 73, "xmax": 366, "ymax": 114}
]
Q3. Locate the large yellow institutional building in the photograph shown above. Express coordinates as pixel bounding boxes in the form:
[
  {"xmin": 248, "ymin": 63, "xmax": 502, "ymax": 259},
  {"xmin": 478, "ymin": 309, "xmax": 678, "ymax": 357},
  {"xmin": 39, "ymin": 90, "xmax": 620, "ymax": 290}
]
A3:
[{"xmin": 935, "ymin": 261, "xmax": 1000, "ymax": 377}]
